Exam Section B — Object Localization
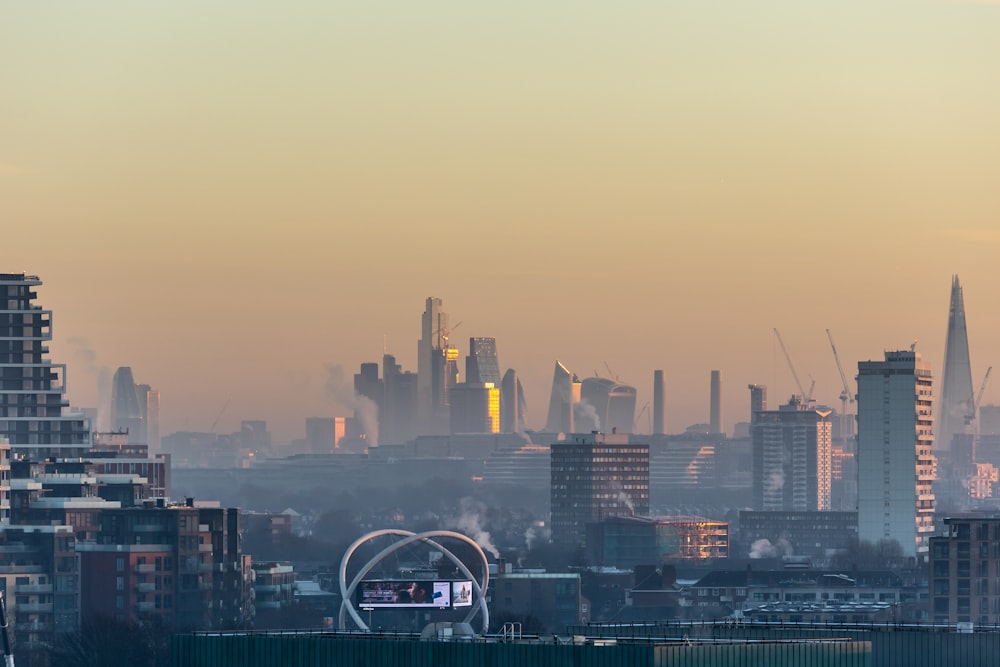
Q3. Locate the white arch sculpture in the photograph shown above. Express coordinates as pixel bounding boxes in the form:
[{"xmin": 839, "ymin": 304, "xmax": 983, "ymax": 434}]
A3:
[{"xmin": 338, "ymin": 529, "xmax": 490, "ymax": 634}]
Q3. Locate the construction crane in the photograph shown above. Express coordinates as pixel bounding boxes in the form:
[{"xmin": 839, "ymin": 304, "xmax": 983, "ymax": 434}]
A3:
[
  {"xmin": 773, "ymin": 328, "xmax": 812, "ymax": 404},
  {"xmin": 209, "ymin": 397, "xmax": 231, "ymax": 434},
  {"xmin": 434, "ymin": 321, "xmax": 462, "ymax": 348},
  {"xmin": 634, "ymin": 402, "xmax": 651, "ymax": 434},
  {"xmin": 826, "ymin": 329, "xmax": 856, "ymax": 452},
  {"xmin": 969, "ymin": 366, "xmax": 993, "ymax": 428},
  {"xmin": 826, "ymin": 329, "xmax": 855, "ymax": 414}
]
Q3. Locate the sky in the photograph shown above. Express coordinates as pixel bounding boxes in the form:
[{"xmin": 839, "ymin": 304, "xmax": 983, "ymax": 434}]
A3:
[{"xmin": 2, "ymin": 1, "xmax": 999, "ymax": 443}]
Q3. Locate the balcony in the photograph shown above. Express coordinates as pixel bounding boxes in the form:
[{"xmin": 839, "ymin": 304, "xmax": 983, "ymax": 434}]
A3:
[
  {"xmin": 198, "ymin": 543, "xmax": 213, "ymax": 553},
  {"xmin": 135, "ymin": 583, "xmax": 156, "ymax": 593},
  {"xmin": 135, "ymin": 564, "xmax": 156, "ymax": 573},
  {"xmin": 17, "ymin": 602, "xmax": 53, "ymax": 614},
  {"xmin": 15, "ymin": 583, "xmax": 53, "ymax": 594},
  {"xmin": 136, "ymin": 601, "xmax": 156, "ymax": 612}
]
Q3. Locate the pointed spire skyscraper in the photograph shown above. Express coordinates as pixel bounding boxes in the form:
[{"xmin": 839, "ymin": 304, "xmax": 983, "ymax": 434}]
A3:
[{"xmin": 938, "ymin": 275, "xmax": 975, "ymax": 453}]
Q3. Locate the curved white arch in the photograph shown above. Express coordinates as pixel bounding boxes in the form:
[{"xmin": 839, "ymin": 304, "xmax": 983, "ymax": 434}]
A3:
[{"xmin": 338, "ymin": 529, "xmax": 490, "ymax": 634}]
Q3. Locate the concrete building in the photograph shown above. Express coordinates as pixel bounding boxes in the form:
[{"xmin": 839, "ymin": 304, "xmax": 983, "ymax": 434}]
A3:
[
  {"xmin": 857, "ymin": 351, "xmax": 935, "ymax": 558},
  {"xmin": 0, "ymin": 273, "xmax": 91, "ymax": 459},
  {"xmin": 709, "ymin": 370, "xmax": 723, "ymax": 435},
  {"xmin": 752, "ymin": 397, "xmax": 832, "ymax": 511},
  {"xmin": 929, "ymin": 516, "xmax": 1000, "ymax": 625},
  {"xmin": 652, "ymin": 371, "xmax": 665, "ymax": 435},
  {"xmin": 77, "ymin": 503, "xmax": 251, "ymax": 629},
  {"xmin": 253, "ymin": 561, "xmax": 295, "ymax": 614},
  {"xmin": 550, "ymin": 433, "xmax": 649, "ymax": 548},
  {"xmin": 586, "ymin": 515, "xmax": 728, "ymax": 569},
  {"xmin": 738, "ymin": 511, "xmax": 858, "ymax": 559},
  {"xmin": 748, "ymin": 384, "xmax": 767, "ymax": 424}
]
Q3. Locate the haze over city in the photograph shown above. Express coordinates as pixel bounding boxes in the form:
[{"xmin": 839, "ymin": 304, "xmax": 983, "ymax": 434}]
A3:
[{"xmin": 3, "ymin": 1, "xmax": 999, "ymax": 443}]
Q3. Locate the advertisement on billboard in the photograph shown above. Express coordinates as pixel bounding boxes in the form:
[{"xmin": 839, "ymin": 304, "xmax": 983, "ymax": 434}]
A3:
[
  {"xmin": 357, "ymin": 580, "xmax": 450, "ymax": 608},
  {"xmin": 451, "ymin": 580, "xmax": 473, "ymax": 607}
]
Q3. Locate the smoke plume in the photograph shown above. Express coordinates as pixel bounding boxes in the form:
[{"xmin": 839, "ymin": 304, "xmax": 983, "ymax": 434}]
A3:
[
  {"xmin": 323, "ymin": 364, "xmax": 378, "ymax": 447},
  {"xmin": 444, "ymin": 497, "xmax": 500, "ymax": 558},
  {"xmin": 524, "ymin": 523, "xmax": 550, "ymax": 551},
  {"xmin": 67, "ymin": 336, "xmax": 111, "ymax": 431},
  {"xmin": 574, "ymin": 400, "xmax": 601, "ymax": 432}
]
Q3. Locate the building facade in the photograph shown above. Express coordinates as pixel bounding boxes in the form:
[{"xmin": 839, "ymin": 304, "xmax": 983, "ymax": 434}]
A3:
[
  {"xmin": 752, "ymin": 397, "xmax": 833, "ymax": 511},
  {"xmin": 0, "ymin": 273, "xmax": 91, "ymax": 459},
  {"xmin": 929, "ymin": 516, "xmax": 1000, "ymax": 625},
  {"xmin": 857, "ymin": 351, "xmax": 935, "ymax": 558},
  {"xmin": 550, "ymin": 433, "xmax": 649, "ymax": 548},
  {"xmin": 586, "ymin": 515, "xmax": 728, "ymax": 569}
]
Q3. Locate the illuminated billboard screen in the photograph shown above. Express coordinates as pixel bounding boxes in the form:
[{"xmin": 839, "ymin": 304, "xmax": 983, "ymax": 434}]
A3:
[
  {"xmin": 357, "ymin": 581, "xmax": 451, "ymax": 608},
  {"xmin": 451, "ymin": 581, "xmax": 473, "ymax": 607}
]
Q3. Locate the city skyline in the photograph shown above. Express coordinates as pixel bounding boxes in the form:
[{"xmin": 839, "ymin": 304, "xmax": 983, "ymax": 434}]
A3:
[{"xmin": 3, "ymin": 2, "xmax": 999, "ymax": 442}]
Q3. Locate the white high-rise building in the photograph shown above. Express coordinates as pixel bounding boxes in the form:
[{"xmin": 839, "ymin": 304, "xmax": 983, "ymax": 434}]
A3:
[{"xmin": 857, "ymin": 350, "xmax": 935, "ymax": 558}]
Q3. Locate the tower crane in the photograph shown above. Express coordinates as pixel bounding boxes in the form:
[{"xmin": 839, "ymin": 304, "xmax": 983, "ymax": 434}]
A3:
[
  {"xmin": 826, "ymin": 329, "xmax": 855, "ymax": 451},
  {"xmin": 969, "ymin": 366, "xmax": 993, "ymax": 429},
  {"xmin": 773, "ymin": 328, "xmax": 812, "ymax": 404}
]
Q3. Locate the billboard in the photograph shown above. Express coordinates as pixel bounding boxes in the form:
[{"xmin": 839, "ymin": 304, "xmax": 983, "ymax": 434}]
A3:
[
  {"xmin": 357, "ymin": 580, "xmax": 451, "ymax": 608},
  {"xmin": 451, "ymin": 580, "xmax": 473, "ymax": 607}
]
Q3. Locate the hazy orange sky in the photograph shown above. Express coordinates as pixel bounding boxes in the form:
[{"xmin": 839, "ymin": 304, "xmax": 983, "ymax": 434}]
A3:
[{"xmin": 3, "ymin": 1, "xmax": 999, "ymax": 442}]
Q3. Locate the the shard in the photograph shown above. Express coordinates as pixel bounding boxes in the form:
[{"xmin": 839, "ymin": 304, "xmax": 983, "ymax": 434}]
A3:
[{"xmin": 938, "ymin": 275, "xmax": 975, "ymax": 453}]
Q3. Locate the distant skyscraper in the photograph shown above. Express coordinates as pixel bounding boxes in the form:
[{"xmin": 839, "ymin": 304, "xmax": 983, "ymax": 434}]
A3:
[
  {"xmin": 580, "ymin": 377, "xmax": 637, "ymax": 434},
  {"xmin": 710, "ymin": 370, "xmax": 723, "ymax": 435},
  {"xmin": 500, "ymin": 369, "xmax": 527, "ymax": 433},
  {"xmin": 382, "ymin": 353, "xmax": 418, "ymax": 445},
  {"xmin": 110, "ymin": 367, "xmax": 145, "ymax": 441},
  {"xmin": 938, "ymin": 276, "xmax": 975, "ymax": 454},
  {"xmin": 752, "ymin": 397, "xmax": 832, "ymax": 511},
  {"xmin": 748, "ymin": 384, "xmax": 767, "ymax": 424},
  {"xmin": 652, "ymin": 370, "xmax": 665, "ymax": 435},
  {"xmin": 545, "ymin": 361, "xmax": 580, "ymax": 433},
  {"xmin": 417, "ymin": 297, "xmax": 449, "ymax": 432},
  {"xmin": 857, "ymin": 350, "xmax": 935, "ymax": 557},
  {"xmin": 0, "ymin": 273, "xmax": 90, "ymax": 459},
  {"xmin": 449, "ymin": 383, "xmax": 500, "ymax": 434},
  {"xmin": 466, "ymin": 337, "xmax": 501, "ymax": 386}
]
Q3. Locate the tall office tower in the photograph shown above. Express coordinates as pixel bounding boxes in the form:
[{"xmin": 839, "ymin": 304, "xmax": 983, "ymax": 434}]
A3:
[
  {"xmin": 580, "ymin": 377, "xmax": 638, "ymax": 434},
  {"xmin": 550, "ymin": 432, "xmax": 650, "ymax": 548},
  {"xmin": 0, "ymin": 273, "xmax": 90, "ymax": 459},
  {"xmin": 857, "ymin": 351, "xmax": 935, "ymax": 558},
  {"xmin": 110, "ymin": 367, "xmax": 145, "ymax": 441},
  {"xmin": 382, "ymin": 354, "xmax": 418, "ymax": 445},
  {"xmin": 354, "ymin": 363, "xmax": 382, "ymax": 406},
  {"xmin": 545, "ymin": 361, "xmax": 580, "ymax": 433},
  {"xmin": 748, "ymin": 384, "xmax": 767, "ymax": 424},
  {"xmin": 417, "ymin": 297, "xmax": 450, "ymax": 433},
  {"xmin": 938, "ymin": 276, "xmax": 975, "ymax": 455},
  {"xmin": 751, "ymin": 397, "xmax": 832, "ymax": 511},
  {"xmin": 466, "ymin": 337, "xmax": 501, "ymax": 385},
  {"xmin": 710, "ymin": 370, "xmax": 723, "ymax": 435},
  {"xmin": 449, "ymin": 382, "xmax": 500, "ymax": 434},
  {"xmin": 652, "ymin": 370, "xmax": 665, "ymax": 435},
  {"xmin": 500, "ymin": 369, "xmax": 527, "ymax": 433}
]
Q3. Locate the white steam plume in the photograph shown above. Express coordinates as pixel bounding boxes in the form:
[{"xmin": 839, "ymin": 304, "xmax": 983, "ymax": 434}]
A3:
[
  {"xmin": 445, "ymin": 497, "xmax": 500, "ymax": 558},
  {"xmin": 323, "ymin": 364, "xmax": 379, "ymax": 447}
]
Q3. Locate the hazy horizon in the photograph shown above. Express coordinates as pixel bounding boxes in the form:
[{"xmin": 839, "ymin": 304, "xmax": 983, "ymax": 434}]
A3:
[{"xmin": 3, "ymin": 1, "xmax": 999, "ymax": 443}]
